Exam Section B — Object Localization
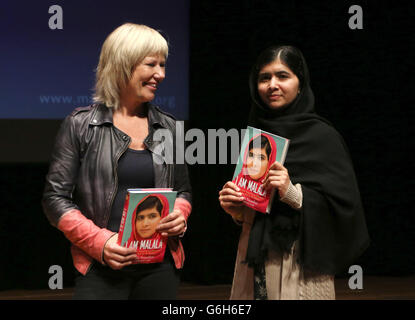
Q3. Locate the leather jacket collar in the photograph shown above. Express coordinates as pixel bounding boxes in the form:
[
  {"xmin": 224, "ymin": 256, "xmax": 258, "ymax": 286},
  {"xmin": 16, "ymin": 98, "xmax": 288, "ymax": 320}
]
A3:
[{"xmin": 89, "ymin": 103, "xmax": 169, "ymax": 129}]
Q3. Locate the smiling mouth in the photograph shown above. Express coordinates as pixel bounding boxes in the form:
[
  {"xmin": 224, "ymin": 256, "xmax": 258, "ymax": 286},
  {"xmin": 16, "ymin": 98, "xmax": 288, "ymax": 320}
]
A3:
[{"xmin": 144, "ymin": 82, "xmax": 157, "ymax": 89}]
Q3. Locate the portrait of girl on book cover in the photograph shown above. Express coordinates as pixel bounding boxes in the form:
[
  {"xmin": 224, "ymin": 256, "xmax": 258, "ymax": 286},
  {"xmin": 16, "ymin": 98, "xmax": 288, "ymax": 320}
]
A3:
[
  {"xmin": 245, "ymin": 134, "xmax": 276, "ymax": 181},
  {"xmin": 233, "ymin": 132, "xmax": 278, "ymax": 213},
  {"xmin": 124, "ymin": 194, "xmax": 170, "ymax": 263}
]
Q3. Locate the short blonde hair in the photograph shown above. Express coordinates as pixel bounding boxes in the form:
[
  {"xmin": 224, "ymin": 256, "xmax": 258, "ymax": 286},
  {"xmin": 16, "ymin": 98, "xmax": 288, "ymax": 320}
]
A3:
[{"xmin": 93, "ymin": 23, "xmax": 169, "ymax": 109}]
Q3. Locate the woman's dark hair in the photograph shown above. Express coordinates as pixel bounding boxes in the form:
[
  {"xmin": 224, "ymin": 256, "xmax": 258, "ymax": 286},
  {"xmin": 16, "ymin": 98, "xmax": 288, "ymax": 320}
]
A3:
[
  {"xmin": 135, "ymin": 196, "xmax": 163, "ymax": 217},
  {"xmin": 252, "ymin": 45, "xmax": 309, "ymax": 90},
  {"xmin": 248, "ymin": 135, "xmax": 271, "ymax": 159}
]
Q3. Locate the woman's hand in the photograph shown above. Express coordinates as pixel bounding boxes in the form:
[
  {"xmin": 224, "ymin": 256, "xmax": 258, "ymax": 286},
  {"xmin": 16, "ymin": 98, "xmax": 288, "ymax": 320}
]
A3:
[
  {"xmin": 103, "ymin": 234, "xmax": 138, "ymax": 270},
  {"xmin": 156, "ymin": 210, "xmax": 186, "ymax": 237},
  {"xmin": 263, "ymin": 161, "xmax": 291, "ymax": 198},
  {"xmin": 219, "ymin": 181, "xmax": 245, "ymax": 220}
]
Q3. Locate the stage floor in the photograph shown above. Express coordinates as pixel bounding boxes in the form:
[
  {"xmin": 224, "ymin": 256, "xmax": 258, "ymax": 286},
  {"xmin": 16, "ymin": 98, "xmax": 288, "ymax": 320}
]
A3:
[{"xmin": 0, "ymin": 276, "xmax": 414, "ymax": 300}]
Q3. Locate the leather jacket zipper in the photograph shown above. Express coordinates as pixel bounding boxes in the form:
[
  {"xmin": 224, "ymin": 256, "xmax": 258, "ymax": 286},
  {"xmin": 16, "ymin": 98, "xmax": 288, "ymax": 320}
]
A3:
[{"xmin": 104, "ymin": 135, "xmax": 130, "ymax": 229}]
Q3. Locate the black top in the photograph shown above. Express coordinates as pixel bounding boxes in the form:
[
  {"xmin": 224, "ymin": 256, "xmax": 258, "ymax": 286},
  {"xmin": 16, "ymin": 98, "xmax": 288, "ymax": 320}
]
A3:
[{"xmin": 107, "ymin": 148, "xmax": 155, "ymax": 232}]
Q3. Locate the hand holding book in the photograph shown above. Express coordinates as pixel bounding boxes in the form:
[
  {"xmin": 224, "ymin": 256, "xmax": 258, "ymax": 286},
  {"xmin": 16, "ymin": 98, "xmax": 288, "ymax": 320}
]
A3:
[
  {"xmin": 103, "ymin": 233, "xmax": 138, "ymax": 270},
  {"xmin": 229, "ymin": 126, "xmax": 290, "ymax": 214},
  {"xmin": 117, "ymin": 189, "xmax": 178, "ymax": 264},
  {"xmin": 263, "ymin": 161, "xmax": 291, "ymax": 199},
  {"xmin": 219, "ymin": 181, "xmax": 246, "ymax": 221},
  {"xmin": 156, "ymin": 209, "xmax": 187, "ymax": 237}
]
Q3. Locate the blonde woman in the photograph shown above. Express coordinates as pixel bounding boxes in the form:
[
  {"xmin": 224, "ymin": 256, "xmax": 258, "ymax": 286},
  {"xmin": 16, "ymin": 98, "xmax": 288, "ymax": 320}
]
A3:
[{"xmin": 42, "ymin": 23, "xmax": 192, "ymax": 299}]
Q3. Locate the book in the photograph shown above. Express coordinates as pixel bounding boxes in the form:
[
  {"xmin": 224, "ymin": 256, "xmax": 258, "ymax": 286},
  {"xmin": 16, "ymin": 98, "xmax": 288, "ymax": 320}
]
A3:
[
  {"xmin": 232, "ymin": 126, "xmax": 290, "ymax": 214},
  {"xmin": 117, "ymin": 188, "xmax": 177, "ymax": 264}
]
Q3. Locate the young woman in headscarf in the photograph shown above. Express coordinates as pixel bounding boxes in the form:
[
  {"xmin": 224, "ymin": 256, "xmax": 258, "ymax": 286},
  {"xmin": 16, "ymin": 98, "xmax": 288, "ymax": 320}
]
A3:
[{"xmin": 219, "ymin": 45, "xmax": 370, "ymax": 300}]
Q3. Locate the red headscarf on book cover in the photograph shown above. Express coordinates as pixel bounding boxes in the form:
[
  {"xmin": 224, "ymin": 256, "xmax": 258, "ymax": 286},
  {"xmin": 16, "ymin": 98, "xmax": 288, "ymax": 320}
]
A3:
[
  {"xmin": 126, "ymin": 194, "xmax": 170, "ymax": 263},
  {"xmin": 233, "ymin": 133, "xmax": 277, "ymax": 213}
]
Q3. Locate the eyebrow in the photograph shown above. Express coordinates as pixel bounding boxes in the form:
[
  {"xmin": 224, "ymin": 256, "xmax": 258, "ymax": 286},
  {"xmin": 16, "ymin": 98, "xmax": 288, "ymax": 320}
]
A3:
[
  {"xmin": 138, "ymin": 211, "xmax": 160, "ymax": 216},
  {"xmin": 259, "ymin": 70, "xmax": 291, "ymax": 77},
  {"xmin": 143, "ymin": 57, "xmax": 166, "ymax": 63}
]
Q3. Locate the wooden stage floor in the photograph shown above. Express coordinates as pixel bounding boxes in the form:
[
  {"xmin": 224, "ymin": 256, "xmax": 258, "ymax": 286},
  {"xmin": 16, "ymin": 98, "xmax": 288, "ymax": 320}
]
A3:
[{"xmin": 0, "ymin": 276, "xmax": 414, "ymax": 300}]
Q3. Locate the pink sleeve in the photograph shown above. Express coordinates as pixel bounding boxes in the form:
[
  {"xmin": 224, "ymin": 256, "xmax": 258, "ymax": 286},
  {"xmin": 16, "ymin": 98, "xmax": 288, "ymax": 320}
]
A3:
[
  {"xmin": 57, "ymin": 209, "xmax": 116, "ymax": 264},
  {"xmin": 173, "ymin": 198, "xmax": 192, "ymax": 220}
]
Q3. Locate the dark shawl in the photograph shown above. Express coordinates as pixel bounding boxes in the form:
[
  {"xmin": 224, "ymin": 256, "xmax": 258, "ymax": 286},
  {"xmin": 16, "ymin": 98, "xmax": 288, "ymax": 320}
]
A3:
[{"xmin": 245, "ymin": 65, "xmax": 370, "ymax": 275}]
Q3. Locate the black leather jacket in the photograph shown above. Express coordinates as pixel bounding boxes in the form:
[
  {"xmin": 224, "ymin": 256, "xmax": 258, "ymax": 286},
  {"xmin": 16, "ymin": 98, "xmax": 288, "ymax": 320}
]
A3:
[{"xmin": 42, "ymin": 103, "xmax": 192, "ymax": 228}]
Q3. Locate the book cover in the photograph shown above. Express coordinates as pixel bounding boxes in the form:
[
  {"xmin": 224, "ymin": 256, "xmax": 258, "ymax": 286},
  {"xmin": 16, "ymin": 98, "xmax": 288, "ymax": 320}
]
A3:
[
  {"xmin": 117, "ymin": 189, "xmax": 177, "ymax": 264},
  {"xmin": 232, "ymin": 126, "xmax": 290, "ymax": 214}
]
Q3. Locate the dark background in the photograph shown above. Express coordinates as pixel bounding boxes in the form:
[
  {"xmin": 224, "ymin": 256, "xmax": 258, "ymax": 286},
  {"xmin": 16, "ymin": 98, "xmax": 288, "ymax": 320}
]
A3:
[{"xmin": 1, "ymin": 0, "xmax": 414, "ymax": 290}]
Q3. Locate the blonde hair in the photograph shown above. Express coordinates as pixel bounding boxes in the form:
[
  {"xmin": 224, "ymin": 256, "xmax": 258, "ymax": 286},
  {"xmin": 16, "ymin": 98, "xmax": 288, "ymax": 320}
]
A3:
[{"xmin": 93, "ymin": 23, "xmax": 169, "ymax": 109}]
